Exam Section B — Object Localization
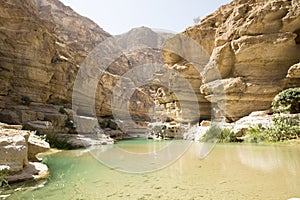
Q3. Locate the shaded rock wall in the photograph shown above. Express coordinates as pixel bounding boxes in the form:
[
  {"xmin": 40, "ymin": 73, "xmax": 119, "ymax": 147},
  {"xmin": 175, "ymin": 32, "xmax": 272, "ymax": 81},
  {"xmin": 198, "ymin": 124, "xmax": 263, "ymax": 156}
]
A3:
[{"xmin": 0, "ymin": 0, "xmax": 92, "ymax": 126}]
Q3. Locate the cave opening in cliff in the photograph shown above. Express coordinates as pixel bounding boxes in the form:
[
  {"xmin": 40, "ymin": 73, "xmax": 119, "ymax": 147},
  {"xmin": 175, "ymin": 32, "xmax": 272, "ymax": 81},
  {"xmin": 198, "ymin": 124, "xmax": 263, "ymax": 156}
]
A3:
[{"xmin": 294, "ymin": 28, "xmax": 300, "ymax": 44}]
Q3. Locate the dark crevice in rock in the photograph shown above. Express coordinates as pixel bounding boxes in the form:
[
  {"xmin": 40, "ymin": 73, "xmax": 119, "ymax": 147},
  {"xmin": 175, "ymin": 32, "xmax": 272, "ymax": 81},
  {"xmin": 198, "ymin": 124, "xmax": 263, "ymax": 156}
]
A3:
[{"xmin": 294, "ymin": 28, "xmax": 300, "ymax": 44}]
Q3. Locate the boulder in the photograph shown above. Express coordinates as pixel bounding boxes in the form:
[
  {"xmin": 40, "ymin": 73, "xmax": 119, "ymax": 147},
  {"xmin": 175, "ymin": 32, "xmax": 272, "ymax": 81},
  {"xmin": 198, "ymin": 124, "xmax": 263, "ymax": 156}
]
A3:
[
  {"xmin": 0, "ymin": 122, "xmax": 50, "ymax": 183},
  {"xmin": 0, "ymin": 130, "xmax": 29, "ymax": 172},
  {"xmin": 44, "ymin": 114, "xmax": 68, "ymax": 130},
  {"xmin": 5, "ymin": 162, "xmax": 49, "ymax": 183},
  {"xmin": 0, "ymin": 123, "xmax": 22, "ymax": 130},
  {"xmin": 0, "ymin": 110, "xmax": 20, "ymax": 124},
  {"xmin": 56, "ymin": 133, "xmax": 114, "ymax": 149},
  {"xmin": 28, "ymin": 134, "xmax": 50, "ymax": 161},
  {"xmin": 200, "ymin": 120, "xmax": 211, "ymax": 127},
  {"xmin": 104, "ymin": 130, "xmax": 125, "ymax": 140},
  {"xmin": 0, "ymin": 165, "xmax": 10, "ymax": 173},
  {"xmin": 183, "ymin": 125, "xmax": 210, "ymax": 141}
]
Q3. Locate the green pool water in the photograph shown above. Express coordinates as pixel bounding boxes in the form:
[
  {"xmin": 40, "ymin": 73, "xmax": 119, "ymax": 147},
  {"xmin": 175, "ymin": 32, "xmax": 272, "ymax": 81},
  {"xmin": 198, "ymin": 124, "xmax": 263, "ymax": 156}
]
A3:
[{"xmin": 2, "ymin": 140, "xmax": 300, "ymax": 200}]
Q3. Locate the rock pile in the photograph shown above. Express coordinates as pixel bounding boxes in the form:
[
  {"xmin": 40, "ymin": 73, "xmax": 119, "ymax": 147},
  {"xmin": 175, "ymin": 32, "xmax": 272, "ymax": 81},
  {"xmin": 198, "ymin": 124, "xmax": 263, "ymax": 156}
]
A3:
[{"xmin": 0, "ymin": 123, "xmax": 49, "ymax": 183}]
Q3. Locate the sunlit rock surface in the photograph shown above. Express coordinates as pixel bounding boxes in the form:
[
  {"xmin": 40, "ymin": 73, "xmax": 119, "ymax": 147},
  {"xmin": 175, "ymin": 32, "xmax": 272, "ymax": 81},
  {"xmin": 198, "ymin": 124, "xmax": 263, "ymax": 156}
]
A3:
[
  {"xmin": 0, "ymin": 122, "xmax": 49, "ymax": 183},
  {"xmin": 0, "ymin": 0, "xmax": 170, "ymax": 136},
  {"xmin": 159, "ymin": 0, "xmax": 300, "ymax": 122}
]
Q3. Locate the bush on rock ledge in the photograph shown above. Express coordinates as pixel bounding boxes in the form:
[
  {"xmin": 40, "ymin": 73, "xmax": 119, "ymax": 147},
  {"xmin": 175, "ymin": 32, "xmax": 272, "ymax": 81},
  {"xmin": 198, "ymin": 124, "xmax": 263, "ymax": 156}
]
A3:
[{"xmin": 272, "ymin": 88, "xmax": 300, "ymax": 114}]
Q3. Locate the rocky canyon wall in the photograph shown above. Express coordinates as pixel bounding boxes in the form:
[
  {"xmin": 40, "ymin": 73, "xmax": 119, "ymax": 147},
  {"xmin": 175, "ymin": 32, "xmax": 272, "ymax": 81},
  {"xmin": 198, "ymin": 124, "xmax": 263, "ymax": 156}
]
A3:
[
  {"xmin": 1, "ymin": 0, "xmax": 299, "ymax": 137},
  {"xmin": 160, "ymin": 0, "xmax": 300, "ymax": 122},
  {"xmin": 0, "ymin": 0, "xmax": 107, "ymax": 128},
  {"xmin": 0, "ymin": 0, "xmax": 167, "ymax": 136}
]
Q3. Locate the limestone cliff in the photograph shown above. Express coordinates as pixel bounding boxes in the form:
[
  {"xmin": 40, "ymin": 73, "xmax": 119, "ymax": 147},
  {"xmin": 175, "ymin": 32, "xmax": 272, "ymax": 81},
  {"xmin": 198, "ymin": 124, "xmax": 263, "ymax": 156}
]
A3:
[
  {"xmin": 0, "ymin": 0, "xmax": 170, "ymax": 138},
  {"xmin": 2, "ymin": 0, "xmax": 299, "ymax": 138},
  {"xmin": 0, "ymin": 0, "xmax": 107, "ymax": 128},
  {"xmin": 160, "ymin": 0, "xmax": 300, "ymax": 122},
  {"xmin": 95, "ymin": 26, "xmax": 171, "ymax": 122},
  {"xmin": 32, "ymin": 0, "xmax": 110, "ymax": 53},
  {"xmin": 73, "ymin": 26, "xmax": 172, "ymax": 136}
]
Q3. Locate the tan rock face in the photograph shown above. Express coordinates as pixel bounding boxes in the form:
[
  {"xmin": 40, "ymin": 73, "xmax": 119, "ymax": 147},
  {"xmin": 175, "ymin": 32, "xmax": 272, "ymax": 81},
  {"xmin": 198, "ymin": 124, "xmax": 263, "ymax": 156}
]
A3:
[
  {"xmin": 0, "ymin": 0, "xmax": 81, "ymax": 112},
  {"xmin": 32, "ymin": 0, "xmax": 110, "ymax": 53},
  {"xmin": 94, "ymin": 43, "xmax": 165, "ymax": 122},
  {"xmin": 0, "ymin": 0, "xmax": 114, "ymax": 131},
  {"xmin": 2, "ymin": 0, "xmax": 299, "ymax": 131},
  {"xmin": 0, "ymin": 130, "xmax": 28, "ymax": 172},
  {"xmin": 0, "ymin": 0, "xmax": 168, "ymax": 135},
  {"xmin": 152, "ymin": 32, "xmax": 212, "ymax": 123},
  {"xmin": 159, "ymin": 0, "xmax": 300, "ymax": 122},
  {"xmin": 71, "ymin": 26, "xmax": 173, "ymax": 136}
]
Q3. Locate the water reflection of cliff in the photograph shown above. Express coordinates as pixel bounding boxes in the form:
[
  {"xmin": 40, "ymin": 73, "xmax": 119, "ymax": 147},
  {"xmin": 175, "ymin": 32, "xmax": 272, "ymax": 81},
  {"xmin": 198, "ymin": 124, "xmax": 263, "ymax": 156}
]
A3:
[{"xmin": 237, "ymin": 144, "xmax": 300, "ymax": 175}]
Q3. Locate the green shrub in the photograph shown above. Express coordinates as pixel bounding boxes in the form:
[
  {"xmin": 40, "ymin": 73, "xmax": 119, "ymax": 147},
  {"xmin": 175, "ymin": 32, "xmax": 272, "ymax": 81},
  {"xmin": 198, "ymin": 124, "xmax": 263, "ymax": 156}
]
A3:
[
  {"xmin": 272, "ymin": 88, "xmax": 300, "ymax": 114},
  {"xmin": 201, "ymin": 125, "xmax": 220, "ymax": 143},
  {"xmin": 45, "ymin": 133, "xmax": 72, "ymax": 150},
  {"xmin": 0, "ymin": 169, "xmax": 9, "ymax": 187},
  {"xmin": 249, "ymin": 87, "xmax": 300, "ymax": 143},
  {"xmin": 266, "ymin": 115, "xmax": 300, "ymax": 141},
  {"xmin": 245, "ymin": 115, "xmax": 300, "ymax": 142},
  {"xmin": 39, "ymin": 134, "xmax": 47, "ymax": 141},
  {"xmin": 21, "ymin": 95, "xmax": 31, "ymax": 106},
  {"xmin": 59, "ymin": 107, "xmax": 68, "ymax": 115},
  {"xmin": 200, "ymin": 126, "xmax": 238, "ymax": 143},
  {"xmin": 218, "ymin": 128, "xmax": 237, "ymax": 143},
  {"xmin": 244, "ymin": 125, "xmax": 268, "ymax": 143},
  {"xmin": 65, "ymin": 120, "xmax": 74, "ymax": 129}
]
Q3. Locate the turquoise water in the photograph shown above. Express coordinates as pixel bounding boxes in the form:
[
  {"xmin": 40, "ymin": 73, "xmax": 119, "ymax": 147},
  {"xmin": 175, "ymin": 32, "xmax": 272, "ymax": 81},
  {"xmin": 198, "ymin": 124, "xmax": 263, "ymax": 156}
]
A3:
[{"xmin": 2, "ymin": 140, "xmax": 300, "ymax": 200}]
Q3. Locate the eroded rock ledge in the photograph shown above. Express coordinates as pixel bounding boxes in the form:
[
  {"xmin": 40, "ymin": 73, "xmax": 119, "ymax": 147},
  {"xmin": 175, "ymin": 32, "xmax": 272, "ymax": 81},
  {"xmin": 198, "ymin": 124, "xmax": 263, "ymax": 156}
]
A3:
[
  {"xmin": 0, "ymin": 123, "xmax": 49, "ymax": 184},
  {"xmin": 0, "ymin": 0, "xmax": 171, "ymax": 138},
  {"xmin": 158, "ymin": 0, "xmax": 300, "ymax": 122}
]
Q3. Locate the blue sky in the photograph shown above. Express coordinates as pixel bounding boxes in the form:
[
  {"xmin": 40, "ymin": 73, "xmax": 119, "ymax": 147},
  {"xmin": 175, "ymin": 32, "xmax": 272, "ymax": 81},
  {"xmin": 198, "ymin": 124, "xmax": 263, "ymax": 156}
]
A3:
[{"xmin": 60, "ymin": 0, "xmax": 231, "ymax": 35}]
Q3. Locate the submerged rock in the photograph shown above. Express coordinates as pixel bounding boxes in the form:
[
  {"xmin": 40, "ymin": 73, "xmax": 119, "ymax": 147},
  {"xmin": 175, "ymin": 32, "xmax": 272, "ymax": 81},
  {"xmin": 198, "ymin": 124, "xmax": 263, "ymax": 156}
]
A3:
[
  {"xmin": 56, "ymin": 133, "xmax": 114, "ymax": 149},
  {"xmin": 5, "ymin": 162, "xmax": 49, "ymax": 183}
]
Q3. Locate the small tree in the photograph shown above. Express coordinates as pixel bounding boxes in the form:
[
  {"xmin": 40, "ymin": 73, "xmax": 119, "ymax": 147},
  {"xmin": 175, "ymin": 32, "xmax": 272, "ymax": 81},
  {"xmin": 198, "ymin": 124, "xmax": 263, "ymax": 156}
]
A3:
[
  {"xmin": 21, "ymin": 95, "xmax": 31, "ymax": 106},
  {"xmin": 193, "ymin": 16, "xmax": 201, "ymax": 24},
  {"xmin": 59, "ymin": 107, "xmax": 68, "ymax": 115},
  {"xmin": 272, "ymin": 88, "xmax": 300, "ymax": 114}
]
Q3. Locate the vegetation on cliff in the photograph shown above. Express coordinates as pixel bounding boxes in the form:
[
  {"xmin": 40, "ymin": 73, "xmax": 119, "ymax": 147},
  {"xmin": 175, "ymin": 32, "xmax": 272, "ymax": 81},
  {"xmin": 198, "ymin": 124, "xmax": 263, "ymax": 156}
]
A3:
[
  {"xmin": 272, "ymin": 88, "xmax": 300, "ymax": 114},
  {"xmin": 199, "ymin": 88, "xmax": 300, "ymax": 143},
  {"xmin": 245, "ymin": 88, "xmax": 300, "ymax": 143}
]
